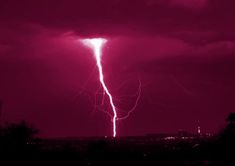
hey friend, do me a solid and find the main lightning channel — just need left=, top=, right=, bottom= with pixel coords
left=82, top=38, right=117, bottom=137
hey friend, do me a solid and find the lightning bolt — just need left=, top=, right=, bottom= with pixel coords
left=82, top=38, right=117, bottom=137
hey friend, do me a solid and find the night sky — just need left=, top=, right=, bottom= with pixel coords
left=0, top=0, right=235, bottom=137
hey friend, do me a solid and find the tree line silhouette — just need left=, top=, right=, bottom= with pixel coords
left=0, top=113, right=234, bottom=165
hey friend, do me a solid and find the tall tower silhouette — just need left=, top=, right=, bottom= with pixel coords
left=197, top=126, right=201, bottom=135
left=197, top=120, right=201, bottom=135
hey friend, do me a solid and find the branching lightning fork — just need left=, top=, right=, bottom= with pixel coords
left=82, top=38, right=117, bottom=137
left=81, top=38, right=141, bottom=137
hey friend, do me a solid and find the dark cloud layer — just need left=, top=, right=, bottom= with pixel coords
left=0, top=0, right=235, bottom=137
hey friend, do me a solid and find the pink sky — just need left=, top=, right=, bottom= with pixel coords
left=0, top=0, right=235, bottom=137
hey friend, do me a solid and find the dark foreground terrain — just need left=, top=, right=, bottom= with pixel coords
left=1, top=116, right=235, bottom=166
